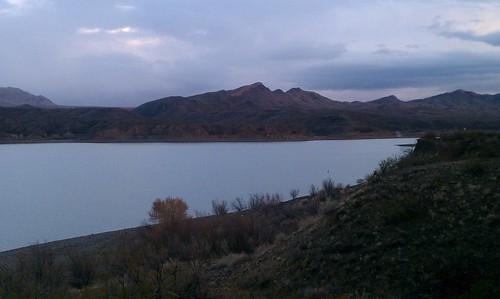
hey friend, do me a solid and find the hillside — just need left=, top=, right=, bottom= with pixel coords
left=207, top=132, right=500, bottom=298
left=1, top=84, right=500, bottom=142
left=1, top=132, right=498, bottom=298
left=0, top=87, right=56, bottom=108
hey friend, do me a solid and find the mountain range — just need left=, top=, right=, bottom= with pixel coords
left=0, top=83, right=499, bottom=141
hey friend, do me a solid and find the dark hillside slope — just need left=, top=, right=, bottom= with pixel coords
left=0, top=106, right=145, bottom=141
left=209, top=133, right=500, bottom=298
left=0, top=87, right=56, bottom=108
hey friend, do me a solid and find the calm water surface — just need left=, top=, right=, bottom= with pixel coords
left=0, top=138, right=415, bottom=251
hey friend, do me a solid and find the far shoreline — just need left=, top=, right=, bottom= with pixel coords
left=0, top=133, right=422, bottom=145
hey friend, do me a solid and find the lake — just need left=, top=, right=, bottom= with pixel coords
left=0, top=138, right=415, bottom=251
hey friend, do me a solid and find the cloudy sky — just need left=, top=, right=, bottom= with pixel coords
left=1, top=0, right=500, bottom=106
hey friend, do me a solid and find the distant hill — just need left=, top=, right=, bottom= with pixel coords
left=0, top=87, right=56, bottom=108
left=0, top=83, right=500, bottom=142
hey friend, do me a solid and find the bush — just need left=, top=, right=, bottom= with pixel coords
left=248, top=193, right=265, bottom=209
left=231, top=197, right=247, bottom=212
left=13, top=245, right=65, bottom=297
left=290, top=189, right=300, bottom=199
left=463, top=160, right=486, bottom=177
left=378, top=155, right=400, bottom=174
left=309, top=184, right=318, bottom=197
left=212, top=200, right=229, bottom=216
left=264, top=193, right=283, bottom=206
left=322, top=178, right=335, bottom=197
left=320, top=178, right=344, bottom=201
left=67, top=252, right=96, bottom=289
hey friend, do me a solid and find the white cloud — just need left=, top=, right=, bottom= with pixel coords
left=125, top=37, right=162, bottom=47
left=6, top=0, right=25, bottom=7
left=77, top=27, right=101, bottom=34
left=114, top=3, right=135, bottom=11
left=0, top=0, right=48, bottom=15
left=106, top=26, right=137, bottom=34
left=77, top=26, right=138, bottom=35
left=69, top=31, right=199, bottom=63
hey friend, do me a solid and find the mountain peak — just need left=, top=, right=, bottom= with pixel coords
left=370, top=95, right=401, bottom=104
left=228, top=82, right=271, bottom=97
left=451, top=89, right=470, bottom=93
left=422, top=89, right=482, bottom=103
left=286, top=87, right=304, bottom=94
left=249, top=81, right=265, bottom=88
left=448, top=89, right=478, bottom=96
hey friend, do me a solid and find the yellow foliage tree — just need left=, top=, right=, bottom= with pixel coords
left=149, top=197, right=189, bottom=227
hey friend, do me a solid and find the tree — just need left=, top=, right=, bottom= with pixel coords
left=322, top=178, right=335, bottom=197
left=149, top=197, right=189, bottom=227
left=309, top=184, right=318, bottom=197
left=290, top=188, right=300, bottom=199
left=231, top=197, right=247, bottom=212
left=212, top=200, right=228, bottom=216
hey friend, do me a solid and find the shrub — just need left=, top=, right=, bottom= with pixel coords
left=13, top=245, right=65, bottom=297
left=231, top=197, right=247, bottom=212
left=212, top=200, right=229, bottom=216
left=290, top=188, right=300, bottom=200
left=320, top=178, right=344, bottom=201
left=378, top=155, right=400, bottom=174
left=67, top=252, right=96, bottom=289
left=322, top=178, right=335, bottom=197
left=309, top=184, right=318, bottom=197
left=214, top=253, right=250, bottom=268
left=463, top=160, right=486, bottom=177
left=248, top=193, right=265, bottom=209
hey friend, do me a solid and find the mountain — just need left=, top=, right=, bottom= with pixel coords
left=0, top=87, right=56, bottom=108
left=406, top=89, right=500, bottom=117
left=133, top=83, right=500, bottom=138
left=135, top=82, right=339, bottom=119
left=0, top=83, right=500, bottom=142
left=135, top=83, right=500, bottom=123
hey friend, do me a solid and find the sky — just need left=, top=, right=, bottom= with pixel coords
left=2, top=0, right=500, bottom=106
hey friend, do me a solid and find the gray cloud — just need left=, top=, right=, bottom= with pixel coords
left=296, top=52, right=500, bottom=92
left=440, top=30, right=500, bottom=46
left=267, top=43, right=346, bottom=61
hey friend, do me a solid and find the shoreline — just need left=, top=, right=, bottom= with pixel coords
left=0, top=195, right=313, bottom=259
left=0, top=134, right=422, bottom=145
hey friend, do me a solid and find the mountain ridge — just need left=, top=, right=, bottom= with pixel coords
left=135, top=82, right=500, bottom=116
left=0, top=87, right=56, bottom=108
left=134, top=82, right=339, bottom=119
left=0, top=82, right=500, bottom=142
